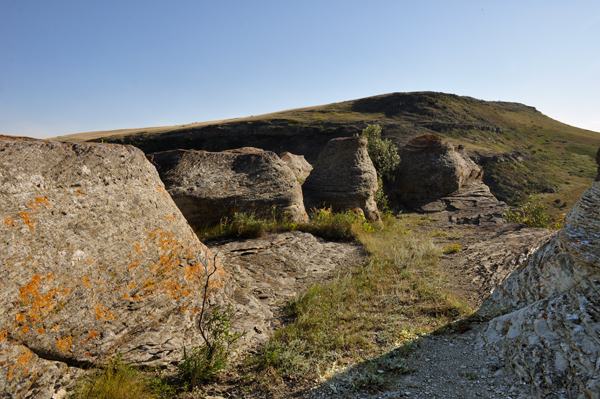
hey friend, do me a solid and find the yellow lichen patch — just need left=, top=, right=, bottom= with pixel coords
left=93, top=304, right=115, bottom=321
left=128, top=282, right=136, bottom=289
left=19, top=212, right=35, bottom=229
left=56, top=336, right=72, bottom=352
left=164, top=215, right=176, bottom=222
left=4, top=217, right=17, bottom=228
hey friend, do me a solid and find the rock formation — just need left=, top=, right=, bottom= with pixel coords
left=302, top=137, right=381, bottom=222
left=149, top=147, right=308, bottom=226
left=477, top=146, right=600, bottom=397
left=396, top=135, right=483, bottom=209
left=0, top=136, right=232, bottom=397
left=279, top=151, right=313, bottom=182
left=209, top=230, right=365, bottom=341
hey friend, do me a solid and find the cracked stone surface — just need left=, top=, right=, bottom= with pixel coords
left=209, top=231, right=366, bottom=346
left=0, top=136, right=229, bottom=397
left=478, top=177, right=600, bottom=398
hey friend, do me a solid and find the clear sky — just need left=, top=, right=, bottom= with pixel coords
left=1, top=1, right=599, bottom=139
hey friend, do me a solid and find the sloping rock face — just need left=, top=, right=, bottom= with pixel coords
left=478, top=155, right=600, bottom=397
left=0, top=136, right=228, bottom=397
left=279, top=151, right=313, bottom=181
left=149, top=148, right=308, bottom=226
left=303, top=137, right=381, bottom=222
left=397, top=135, right=483, bottom=208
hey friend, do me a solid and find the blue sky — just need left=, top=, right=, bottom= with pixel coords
left=1, top=1, right=599, bottom=139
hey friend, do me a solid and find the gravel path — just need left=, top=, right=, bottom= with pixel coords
left=306, top=323, right=530, bottom=399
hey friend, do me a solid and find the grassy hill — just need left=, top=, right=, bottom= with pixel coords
left=54, top=91, right=599, bottom=222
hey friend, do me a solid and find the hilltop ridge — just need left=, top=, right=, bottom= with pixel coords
left=53, top=91, right=600, bottom=220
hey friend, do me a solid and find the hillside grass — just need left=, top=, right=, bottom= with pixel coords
left=243, top=212, right=471, bottom=387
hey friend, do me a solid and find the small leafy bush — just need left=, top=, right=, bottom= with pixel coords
left=502, top=195, right=552, bottom=229
left=178, top=304, right=245, bottom=387
left=357, top=125, right=400, bottom=211
left=442, top=243, right=462, bottom=254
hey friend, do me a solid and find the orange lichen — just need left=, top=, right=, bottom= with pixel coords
left=21, top=326, right=29, bottom=334
left=165, top=215, right=176, bottom=222
left=27, top=197, right=51, bottom=209
left=37, top=328, right=45, bottom=334
left=157, top=186, right=168, bottom=194
left=82, top=276, right=91, bottom=288
left=56, top=336, right=72, bottom=352
left=19, top=212, right=35, bottom=229
left=76, top=189, right=84, bottom=196
left=93, top=304, right=114, bottom=321
left=0, top=330, right=7, bottom=342
left=4, top=217, right=17, bottom=228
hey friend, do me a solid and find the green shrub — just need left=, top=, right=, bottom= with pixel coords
left=442, top=243, right=462, bottom=254
left=357, top=125, right=400, bottom=210
left=178, top=304, right=245, bottom=388
left=502, top=195, right=552, bottom=229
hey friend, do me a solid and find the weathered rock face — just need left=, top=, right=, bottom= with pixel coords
left=478, top=155, right=600, bottom=397
left=0, top=136, right=228, bottom=397
left=149, top=148, right=308, bottom=226
left=302, top=137, right=381, bottom=222
left=396, top=135, right=483, bottom=208
left=279, top=151, right=313, bottom=182
left=209, top=230, right=366, bottom=344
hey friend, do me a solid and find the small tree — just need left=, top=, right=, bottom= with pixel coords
left=357, top=125, right=400, bottom=210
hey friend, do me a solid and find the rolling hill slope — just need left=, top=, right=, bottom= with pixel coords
left=54, top=91, right=600, bottom=221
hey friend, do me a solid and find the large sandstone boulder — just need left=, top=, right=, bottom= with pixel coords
left=149, top=147, right=308, bottom=226
left=477, top=148, right=600, bottom=397
left=302, top=137, right=381, bottom=222
left=279, top=151, right=313, bottom=182
left=396, top=134, right=483, bottom=208
left=0, top=136, right=231, bottom=397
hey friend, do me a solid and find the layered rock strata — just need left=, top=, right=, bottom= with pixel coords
left=397, top=135, right=483, bottom=209
left=149, top=148, right=308, bottom=226
left=303, top=137, right=381, bottom=222
left=0, top=136, right=231, bottom=397
left=478, top=149, right=600, bottom=397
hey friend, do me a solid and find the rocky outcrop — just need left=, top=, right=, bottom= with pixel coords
left=149, top=148, right=308, bottom=226
left=477, top=149, right=600, bottom=397
left=0, top=136, right=230, bottom=397
left=396, top=135, right=483, bottom=209
left=210, top=230, right=365, bottom=342
left=302, top=137, right=381, bottom=222
left=279, top=151, right=312, bottom=182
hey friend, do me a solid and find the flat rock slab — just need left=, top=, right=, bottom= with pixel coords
left=209, top=231, right=366, bottom=345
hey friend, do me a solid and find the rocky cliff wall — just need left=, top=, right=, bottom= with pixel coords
left=478, top=151, right=600, bottom=397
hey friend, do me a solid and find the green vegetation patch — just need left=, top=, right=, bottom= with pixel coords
left=246, top=213, right=470, bottom=384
